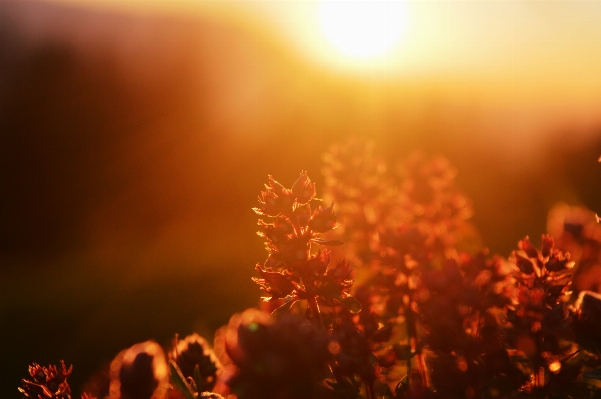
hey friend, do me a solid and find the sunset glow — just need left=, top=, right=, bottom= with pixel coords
left=318, top=1, right=406, bottom=58
left=4, top=1, right=601, bottom=397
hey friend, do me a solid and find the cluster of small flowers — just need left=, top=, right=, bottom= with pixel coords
left=19, top=335, right=222, bottom=399
left=19, top=361, right=73, bottom=399
left=322, top=141, right=474, bottom=269
left=19, top=142, right=601, bottom=399
left=320, top=140, right=601, bottom=399
left=252, top=171, right=360, bottom=318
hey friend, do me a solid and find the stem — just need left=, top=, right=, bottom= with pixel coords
left=287, top=208, right=303, bottom=237
left=306, top=296, right=372, bottom=398
left=534, top=332, right=546, bottom=389
left=365, top=378, right=377, bottom=399
left=307, top=296, right=323, bottom=329
left=173, top=333, right=179, bottom=358
left=407, top=305, right=429, bottom=395
left=291, top=217, right=302, bottom=237
left=536, top=366, right=545, bottom=388
left=416, top=352, right=428, bottom=391
left=406, top=308, right=414, bottom=393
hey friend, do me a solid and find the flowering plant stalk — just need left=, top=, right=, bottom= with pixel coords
left=251, top=171, right=361, bottom=319
left=251, top=172, right=378, bottom=398
left=17, top=143, right=601, bottom=399
left=322, top=140, right=601, bottom=399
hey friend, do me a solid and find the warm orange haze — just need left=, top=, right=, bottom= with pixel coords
left=1, top=1, right=601, bottom=398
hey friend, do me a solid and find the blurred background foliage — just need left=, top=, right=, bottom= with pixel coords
left=1, top=1, right=601, bottom=397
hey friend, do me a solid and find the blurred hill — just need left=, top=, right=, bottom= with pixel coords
left=1, top=1, right=600, bottom=396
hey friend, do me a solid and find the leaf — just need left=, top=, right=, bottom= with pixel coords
left=514, top=253, right=534, bottom=274
left=271, top=297, right=298, bottom=318
left=253, top=265, right=295, bottom=299
left=292, top=203, right=311, bottom=225
left=313, top=275, right=342, bottom=299
left=326, top=259, right=351, bottom=281
left=546, top=256, right=572, bottom=272
left=169, top=360, right=195, bottom=399
left=305, top=249, right=331, bottom=274
left=264, top=252, right=283, bottom=269
left=193, top=364, right=202, bottom=393
left=519, top=236, right=539, bottom=259
left=310, top=238, right=344, bottom=246
left=308, top=203, right=338, bottom=233
left=541, top=234, right=554, bottom=258
left=338, top=296, right=362, bottom=313
left=291, top=171, right=316, bottom=205
left=394, top=375, right=409, bottom=397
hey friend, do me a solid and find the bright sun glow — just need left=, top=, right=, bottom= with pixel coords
left=318, top=1, right=406, bottom=59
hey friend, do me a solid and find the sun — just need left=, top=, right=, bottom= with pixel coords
left=318, top=1, right=406, bottom=59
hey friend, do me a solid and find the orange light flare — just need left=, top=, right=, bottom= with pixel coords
left=235, top=0, right=601, bottom=153
left=318, top=1, right=407, bottom=60
left=41, top=0, right=601, bottom=160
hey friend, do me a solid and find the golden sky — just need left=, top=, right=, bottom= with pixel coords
left=36, top=0, right=601, bottom=162
left=46, top=0, right=601, bottom=83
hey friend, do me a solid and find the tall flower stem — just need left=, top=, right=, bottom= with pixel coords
left=253, top=173, right=366, bottom=399
left=407, top=307, right=428, bottom=396
left=365, top=378, right=377, bottom=399
left=406, top=309, right=415, bottom=393
left=307, top=296, right=376, bottom=399
left=307, top=295, right=324, bottom=330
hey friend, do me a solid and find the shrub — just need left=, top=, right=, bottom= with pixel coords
left=19, top=142, right=601, bottom=399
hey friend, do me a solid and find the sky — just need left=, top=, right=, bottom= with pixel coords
left=45, top=0, right=601, bottom=79
left=36, top=0, right=601, bottom=143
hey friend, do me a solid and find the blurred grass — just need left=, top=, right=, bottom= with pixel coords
left=0, top=253, right=259, bottom=396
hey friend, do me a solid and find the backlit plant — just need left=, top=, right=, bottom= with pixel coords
left=18, top=142, right=601, bottom=399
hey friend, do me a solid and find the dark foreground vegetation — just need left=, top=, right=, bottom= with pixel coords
left=18, top=141, right=601, bottom=399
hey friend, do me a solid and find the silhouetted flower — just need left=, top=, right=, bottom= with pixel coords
left=169, top=333, right=221, bottom=393
left=394, top=152, right=475, bottom=259
left=24, top=145, right=601, bottom=399
left=322, top=139, right=396, bottom=266
left=329, top=317, right=376, bottom=386
left=253, top=171, right=360, bottom=316
left=548, top=203, right=601, bottom=292
left=221, top=308, right=332, bottom=399
left=19, top=361, right=72, bottom=399
left=419, top=253, right=525, bottom=397
left=109, top=341, right=168, bottom=399
left=323, top=142, right=475, bottom=267
left=505, top=235, right=579, bottom=392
